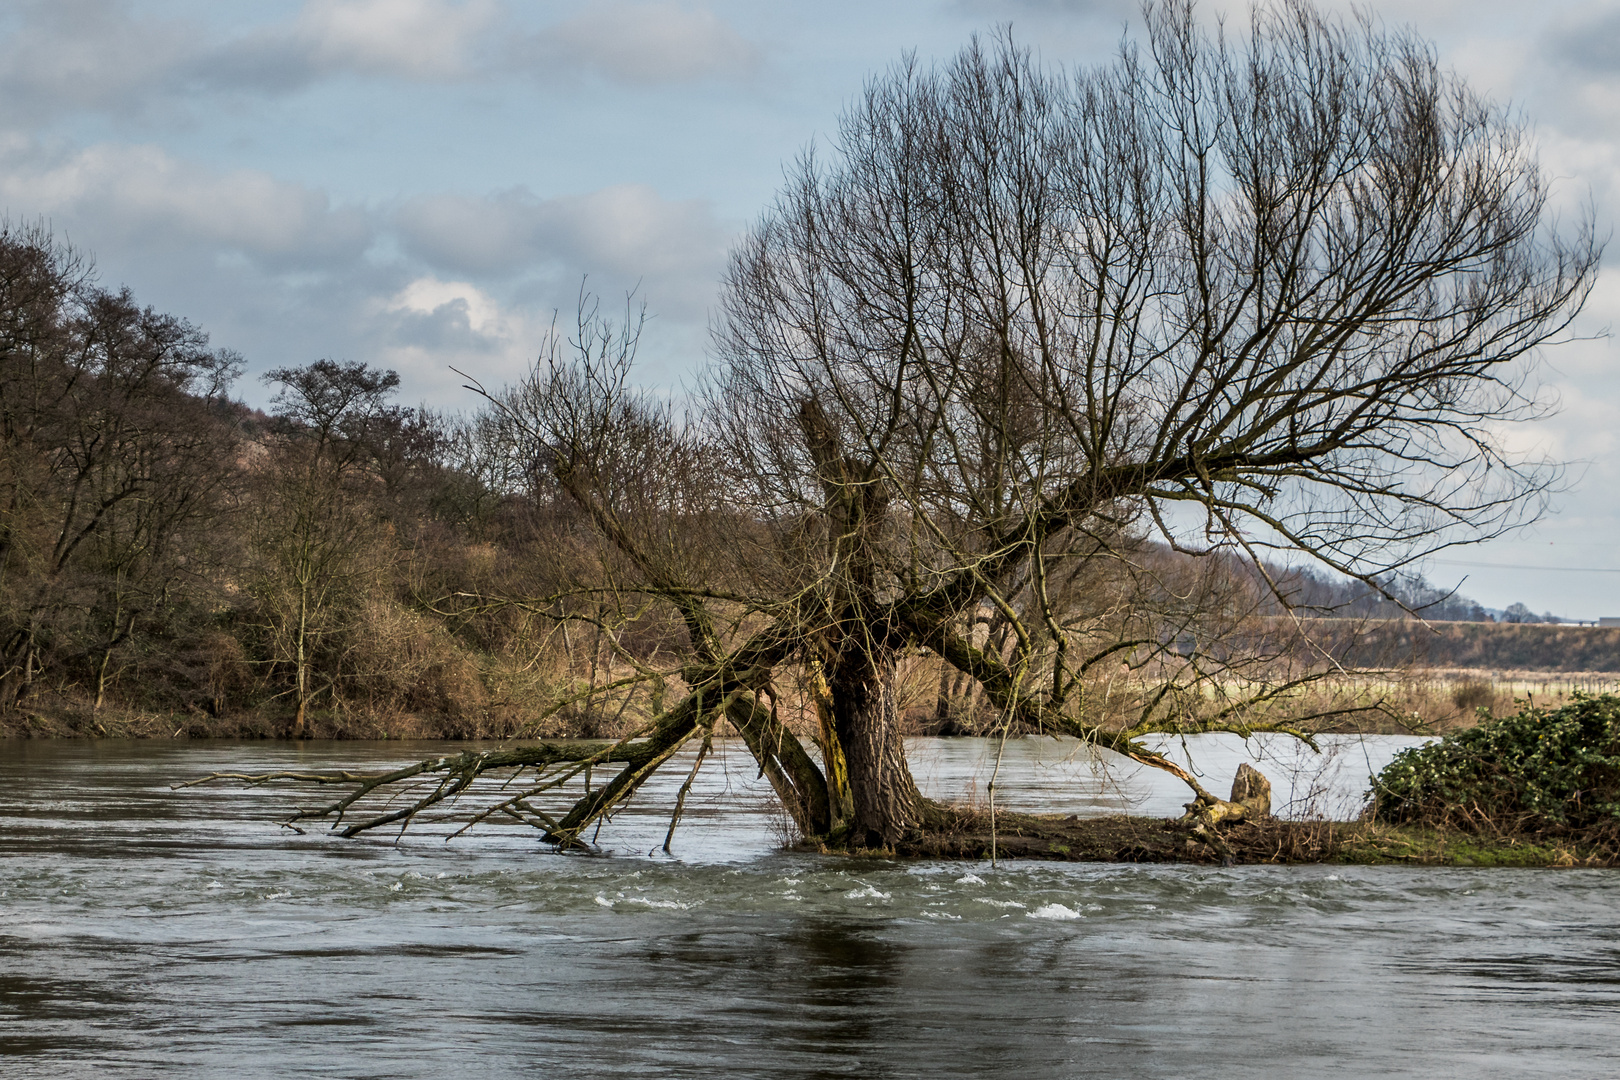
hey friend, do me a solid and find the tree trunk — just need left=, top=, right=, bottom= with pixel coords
left=933, top=662, right=952, bottom=730
left=94, top=647, right=111, bottom=711
left=726, top=693, right=834, bottom=840
left=293, top=576, right=309, bottom=738
left=804, top=661, right=854, bottom=832
left=828, top=646, right=925, bottom=849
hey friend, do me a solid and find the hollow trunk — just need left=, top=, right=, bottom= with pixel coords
left=827, top=646, right=925, bottom=849
left=804, top=661, right=854, bottom=832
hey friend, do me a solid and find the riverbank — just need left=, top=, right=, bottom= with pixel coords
left=10, top=664, right=1620, bottom=742
left=0, top=696, right=1479, bottom=740
left=892, top=809, right=1620, bottom=867
left=0, top=699, right=536, bottom=741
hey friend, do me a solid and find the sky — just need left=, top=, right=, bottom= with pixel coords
left=3, top=0, right=1619, bottom=617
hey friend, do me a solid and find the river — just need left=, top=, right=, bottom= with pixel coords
left=2, top=735, right=1617, bottom=1078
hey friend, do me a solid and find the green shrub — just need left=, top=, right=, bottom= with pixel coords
left=1370, top=693, right=1620, bottom=829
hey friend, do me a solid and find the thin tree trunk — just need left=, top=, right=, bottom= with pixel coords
left=94, top=648, right=111, bottom=712
left=94, top=607, right=137, bottom=712
left=293, top=577, right=309, bottom=738
left=727, top=693, right=834, bottom=839
left=933, top=661, right=950, bottom=727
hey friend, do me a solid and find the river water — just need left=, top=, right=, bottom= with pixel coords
left=2, top=736, right=1617, bottom=1078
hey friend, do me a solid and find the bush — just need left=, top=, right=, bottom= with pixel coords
left=1371, top=693, right=1620, bottom=830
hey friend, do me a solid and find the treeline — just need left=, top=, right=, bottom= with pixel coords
left=0, top=225, right=615, bottom=735
left=1319, top=621, right=1620, bottom=673
left=1249, top=564, right=1490, bottom=623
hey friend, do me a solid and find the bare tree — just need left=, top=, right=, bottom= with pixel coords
left=250, top=360, right=402, bottom=736
left=202, top=1, right=1598, bottom=849
left=0, top=222, right=241, bottom=711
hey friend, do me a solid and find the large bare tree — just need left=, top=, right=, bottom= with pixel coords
left=206, top=1, right=1598, bottom=851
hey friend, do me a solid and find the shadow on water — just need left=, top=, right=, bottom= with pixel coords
left=718, top=920, right=907, bottom=1066
left=466, top=919, right=909, bottom=1078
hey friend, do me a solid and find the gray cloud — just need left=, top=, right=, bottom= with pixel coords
left=0, top=134, right=732, bottom=404
left=514, top=2, right=761, bottom=85
left=200, top=0, right=502, bottom=92
left=380, top=296, right=510, bottom=356
left=0, top=0, right=205, bottom=119
left=944, top=0, right=1133, bottom=20
left=1544, top=6, right=1620, bottom=77
left=395, top=183, right=734, bottom=319
left=0, top=0, right=763, bottom=122
left=0, top=140, right=373, bottom=268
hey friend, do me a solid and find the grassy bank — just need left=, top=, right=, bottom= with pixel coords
left=893, top=809, right=1620, bottom=867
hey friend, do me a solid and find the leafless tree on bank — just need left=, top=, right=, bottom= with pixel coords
left=249, top=361, right=405, bottom=737
left=197, top=0, right=1599, bottom=850
left=0, top=222, right=241, bottom=712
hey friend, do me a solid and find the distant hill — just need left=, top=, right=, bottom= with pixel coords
left=1312, top=620, right=1620, bottom=672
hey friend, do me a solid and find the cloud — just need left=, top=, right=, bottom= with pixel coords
left=1543, top=5, right=1620, bottom=78
left=0, top=0, right=502, bottom=115
left=0, top=0, right=204, bottom=118
left=385, top=277, right=514, bottom=354
left=212, top=0, right=501, bottom=89
left=0, top=140, right=371, bottom=267
left=1524, top=6, right=1620, bottom=152
left=518, top=2, right=761, bottom=85
left=0, top=134, right=727, bottom=402
left=946, top=0, right=1131, bottom=15
left=395, top=183, right=733, bottom=316
left=0, top=0, right=762, bottom=121
left=370, top=276, right=548, bottom=392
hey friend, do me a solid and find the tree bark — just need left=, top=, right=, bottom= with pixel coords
left=828, top=645, right=925, bottom=848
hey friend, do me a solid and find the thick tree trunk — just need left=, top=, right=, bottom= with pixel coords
left=828, top=646, right=925, bottom=849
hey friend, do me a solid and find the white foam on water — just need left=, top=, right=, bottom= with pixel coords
left=955, top=874, right=985, bottom=885
left=845, top=885, right=891, bottom=900
left=1028, top=903, right=1083, bottom=920
left=973, top=898, right=1026, bottom=909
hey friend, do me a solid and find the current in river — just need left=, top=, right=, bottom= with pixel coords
left=2, top=735, right=1617, bottom=1078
